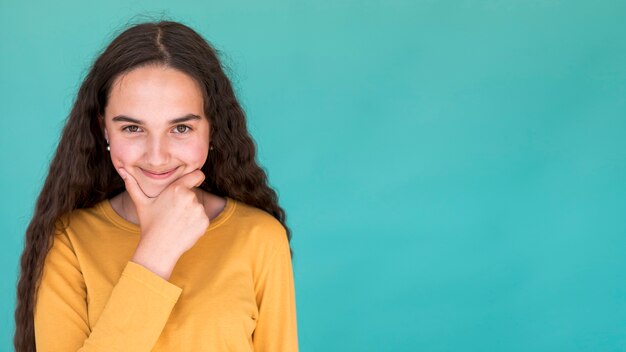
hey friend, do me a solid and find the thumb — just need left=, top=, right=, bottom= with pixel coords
left=170, top=169, right=206, bottom=190
left=118, top=168, right=149, bottom=206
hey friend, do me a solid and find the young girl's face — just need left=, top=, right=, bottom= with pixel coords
left=103, top=65, right=210, bottom=198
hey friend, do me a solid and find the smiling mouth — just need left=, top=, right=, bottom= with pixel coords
left=140, top=167, right=178, bottom=180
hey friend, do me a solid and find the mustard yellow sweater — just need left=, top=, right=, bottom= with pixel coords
left=34, top=197, right=298, bottom=351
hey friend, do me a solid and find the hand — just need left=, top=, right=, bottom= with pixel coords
left=119, top=168, right=210, bottom=279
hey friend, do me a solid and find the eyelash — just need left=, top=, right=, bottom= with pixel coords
left=121, top=125, right=193, bottom=134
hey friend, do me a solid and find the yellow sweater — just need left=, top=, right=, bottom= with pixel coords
left=34, top=196, right=298, bottom=351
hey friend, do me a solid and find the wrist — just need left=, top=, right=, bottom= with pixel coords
left=130, top=242, right=180, bottom=280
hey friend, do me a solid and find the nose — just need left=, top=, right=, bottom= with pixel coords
left=144, top=134, right=170, bottom=167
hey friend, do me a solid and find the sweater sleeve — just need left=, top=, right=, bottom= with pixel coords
left=34, top=227, right=182, bottom=352
left=252, top=228, right=299, bottom=352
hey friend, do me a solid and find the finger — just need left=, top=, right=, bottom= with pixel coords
left=118, top=168, right=150, bottom=205
left=170, top=169, right=206, bottom=190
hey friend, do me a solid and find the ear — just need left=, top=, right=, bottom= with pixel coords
left=98, top=114, right=109, bottom=142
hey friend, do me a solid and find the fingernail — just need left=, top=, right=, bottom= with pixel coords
left=118, top=168, right=127, bottom=180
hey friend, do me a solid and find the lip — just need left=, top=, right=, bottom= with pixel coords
left=140, top=167, right=178, bottom=180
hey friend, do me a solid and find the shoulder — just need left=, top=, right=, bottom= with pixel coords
left=228, top=199, right=289, bottom=249
left=51, top=200, right=114, bottom=240
left=232, top=199, right=285, bottom=231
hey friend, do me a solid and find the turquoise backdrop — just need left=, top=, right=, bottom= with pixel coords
left=1, top=1, right=625, bottom=351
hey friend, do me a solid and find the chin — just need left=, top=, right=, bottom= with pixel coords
left=144, top=191, right=163, bottom=199
left=138, top=183, right=168, bottom=198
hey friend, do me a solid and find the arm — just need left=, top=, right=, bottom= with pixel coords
left=252, top=229, right=299, bottom=352
left=34, top=227, right=182, bottom=352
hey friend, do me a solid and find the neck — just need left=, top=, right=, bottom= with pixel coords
left=120, top=188, right=205, bottom=225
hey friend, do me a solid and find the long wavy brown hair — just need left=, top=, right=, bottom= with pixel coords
left=14, top=20, right=291, bottom=352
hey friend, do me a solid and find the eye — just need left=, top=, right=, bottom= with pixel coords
left=173, top=125, right=192, bottom=134
left=122, top=125, right=141, bottom=133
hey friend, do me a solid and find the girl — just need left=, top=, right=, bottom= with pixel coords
left=14, top=20, right=298, bottom=351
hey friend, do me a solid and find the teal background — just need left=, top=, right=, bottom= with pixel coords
left=1, top=1, right=625, bottom=351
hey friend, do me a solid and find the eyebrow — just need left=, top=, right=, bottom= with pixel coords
left=111, top=114, right=201, bottom=124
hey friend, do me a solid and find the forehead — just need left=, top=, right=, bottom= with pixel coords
left=106, top=65, right=205, bottom=121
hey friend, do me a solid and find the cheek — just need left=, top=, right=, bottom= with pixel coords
left=184, top=142, right=209, bottom=168
left=109, top=143, right=141, bottom=168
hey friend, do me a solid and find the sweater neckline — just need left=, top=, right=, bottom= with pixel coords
left=98, top=195, right=237, bottom=234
